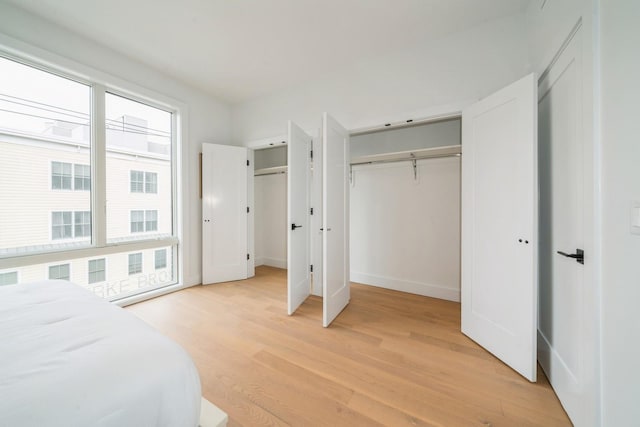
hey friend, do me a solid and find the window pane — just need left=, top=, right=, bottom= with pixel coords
left=145, top=172, right=157, bottom=193
left=74, top=164, right=90, bottom=191
left=0, top=56, right=91, bottom=256
left=106, top=93, right=171, bottom=243
left=154, top=249, right=166, bottom=270
left=49, top=263, right=70, bottom=280
left=130, top=170, right=144, bottom=193
left=0, top=272, right=18, bottom=286
left=74, top=211, right=91, bottom=237
left=88, top=258, right=106, bottom=284
left=128, top=252, right=142, bottom=275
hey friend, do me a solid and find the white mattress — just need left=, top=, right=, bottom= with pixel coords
left=0, top=280, right=201, bottom=427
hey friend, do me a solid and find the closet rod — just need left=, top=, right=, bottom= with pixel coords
left=254, top=171, right=286, bottom=177
left=350, top=152, right=461, bottom=167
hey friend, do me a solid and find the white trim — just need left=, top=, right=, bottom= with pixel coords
left=350, top=271, right=460, bottom=302
left=256, top=257, right=287, bottom=269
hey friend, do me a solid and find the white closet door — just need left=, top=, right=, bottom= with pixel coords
left=202, top=143, right=249, bottom=284
left=287, top=121, right=312, bottom=315
left=311, top=136, right=323, bottom=297
left=461, top=73, right=538, bottom=381
left=322, top=113, right=350, bottom=327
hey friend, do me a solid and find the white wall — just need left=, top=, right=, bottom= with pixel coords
left=0, top=3, right=232, bottom=286
left=231, top=13, right=529, bottom=143
left=254, top=173, right=287, bottom=269
left=600, top=1, right=640, bottom=424
left=350, top=157, right=460, bottom=301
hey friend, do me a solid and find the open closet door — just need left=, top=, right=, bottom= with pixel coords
left=461, top=73, right=538, bottom=381
left=202, top=143, right=249, bottom=284
left=287, top=121, right=312, bottom=315
left=322, top=113, right=350, bottom=327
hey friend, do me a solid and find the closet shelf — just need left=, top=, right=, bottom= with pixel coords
left=254, top=165, right=287, bottom=176
left=350, top=144, right=461, bottom=166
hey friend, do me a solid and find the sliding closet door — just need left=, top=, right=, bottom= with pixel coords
left=202, top=143, right=249, bottom=284
left=287, top=121, right=312, bottom=315
left=322, top=113, right=350, bottom=327
left=461, top=73, right=538, bottom=381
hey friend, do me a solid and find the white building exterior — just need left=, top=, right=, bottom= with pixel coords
left=0, top=119, right=175, bottom=300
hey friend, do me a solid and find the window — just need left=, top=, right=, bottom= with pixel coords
left=74, top=164, right=90, bottom=191
left=130, top=170, right=157, bottom=193
left=52, top=161, right=72, bottom=190
left=52, top=211, right=73, bottom=240
left=0, top=271, right=18, bottom=286
left=144, top=172, right=157, bottom=193
left=145, top=210, right=158, bottom=231
left=128, top=252, right=142, bottom=275
left=88, top=259, right=105, bottom=284
left=49, top=264, right=70, bottom=280
left=130, top=170, right=144, bottom=193
left=130, top=210, right=144, bottom=233
left=0, top=55, right=177, bottom=302
left=74, top=211, right=91, bottom=237
left=154, top=249, right=166, bottom=270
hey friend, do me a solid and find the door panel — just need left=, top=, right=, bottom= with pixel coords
left=322, top=113, right=350, bottom=327
left=311, top=136, right=323, bottom=297
left=202, top=143, right=248, bottom=284
left=461, top=73, right=538, bottom=381
left=538, top=28, right=591, bottom=424
left=287, top=121, right=311, bottom=314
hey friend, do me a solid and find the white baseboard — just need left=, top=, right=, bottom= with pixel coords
left=255, top=256, right=287, bottom=269
left=350, top=271, right=460, bottom=302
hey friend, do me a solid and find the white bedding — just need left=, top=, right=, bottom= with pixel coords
left=0, top=280, right=201, bottom=427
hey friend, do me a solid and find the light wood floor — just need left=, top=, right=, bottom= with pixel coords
left=127, top=266, right=570, bottom=427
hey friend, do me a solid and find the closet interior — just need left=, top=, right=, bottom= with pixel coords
left=254, top=145, right=288, bottom=269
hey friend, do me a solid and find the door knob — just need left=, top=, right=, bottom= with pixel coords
left=557, top=248, right=584, bottom=265
left=291, top=223, right=302, bottom=230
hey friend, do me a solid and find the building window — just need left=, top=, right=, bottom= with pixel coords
left=130, top=170, right=144, bottom=193
left=52, top=161, right=72, bottom=190
left=88, top=259, right=106, bottom=284
left=130, top=210, right=144, bottom=233
left=49, top=264, right=70, bottom=280
left=155, top=249, right=166, bottom=270
left=74, top=211, right=91, bottom=237
left=128, top=253, right=142, bottom=275
left=74, top=164, right=90, bottom=191
left=52, top=211, right=73, bottom=239
left=145, top=172, right=157, bottom=193
left=0, top=271, right=18, bottom=286
left=130, top=170, right=157, bottom=194
left=51, top=162, right=90, bottom=191
left=145, top=210, right=158, bottom=231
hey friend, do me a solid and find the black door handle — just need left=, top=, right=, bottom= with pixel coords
left=291, top=223, right=302, bottom=230
left=557, top=248, right=584, bottom=265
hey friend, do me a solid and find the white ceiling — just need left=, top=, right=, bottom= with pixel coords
left=5, top=0, right=530, bottom=104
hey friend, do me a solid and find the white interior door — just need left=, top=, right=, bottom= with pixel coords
left=538, top=27, right=595, bottom=425
left=322, top=113, right=350, bottom=327
left=202, top=143, right=249, bottom=284
left=311, top=136, right=323, bottom=297
left=461, top=73, right=538, bottom=381
left=287, top=121, right=312, bottom=314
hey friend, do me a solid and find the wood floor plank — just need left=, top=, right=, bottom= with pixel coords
left=127, top=266, right=570, bottom=426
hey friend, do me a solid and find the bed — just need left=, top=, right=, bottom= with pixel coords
left=0, top=279, right=208, bottom=427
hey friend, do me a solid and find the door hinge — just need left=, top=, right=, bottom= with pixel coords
left=310, top=149, right=313, bottom=159
left=246, top=159, right=250, bottom=166
left=310, top=264, right=313, bottom=273
left=247, top=206, right=250, bottom=213
left=310, top=207, right=314, bottom=215
left=247, top=253, right=250, bottom=260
